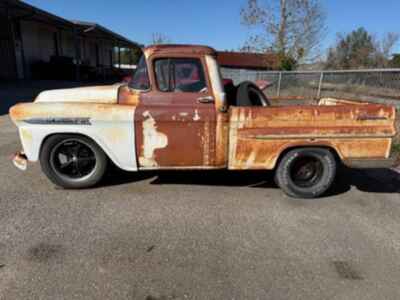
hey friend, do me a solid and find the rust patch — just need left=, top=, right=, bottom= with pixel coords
left=134, top=89, right=217, bottom=168
left=118, top=85, right=141, bottom=105
left=242, top=125, right=394, bottom=138
left=144, top=44, right=216, bottom=59
left=215, top=112, right=229, bottom=166
left=229, top=137, right=392, bottom=170
left=229, top=104, right=396, bottom=170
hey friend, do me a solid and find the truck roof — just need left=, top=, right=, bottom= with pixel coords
left=143, top=44, right=217, bottom=57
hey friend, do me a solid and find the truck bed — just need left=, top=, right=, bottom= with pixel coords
left=228, top=99, right=396, bottom=170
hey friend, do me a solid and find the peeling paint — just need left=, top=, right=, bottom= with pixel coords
left=205, top=55, right=227, bottom=112
left=118, top=85, right=141, bottom=105
left=144, top=45, right=216, bottom=59
left=229, top=105, right=396, bottom=170
left=193, top=110, right=200, bottom=121
left=139, top=111, right=168, bottom=167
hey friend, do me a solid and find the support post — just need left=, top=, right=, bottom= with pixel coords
left=317, top=72, right=324, bottom=99
left=118, top=45, right=121, bottom=69
left=277, top=72, right=282, bottom=97
left=5, top=2, right=18, bottom=79
left=73, top=25, right=80, bottom=81
left=113, top=41, right=116, bottom=68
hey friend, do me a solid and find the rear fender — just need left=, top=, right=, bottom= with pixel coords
left=228, top=104, right=396, bottom=170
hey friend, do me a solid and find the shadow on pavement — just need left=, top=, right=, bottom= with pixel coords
left=330, top=167, right=400, bottom=195
left=102, top=169, right=275, bottom=188
left=102, top=168, right=157, bottom=186
left=101, top=166, right=400, bottom=197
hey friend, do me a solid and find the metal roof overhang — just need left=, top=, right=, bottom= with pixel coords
left=0, top=0, right=141, bottom=49
left=72, top=21, right=142, bottom=48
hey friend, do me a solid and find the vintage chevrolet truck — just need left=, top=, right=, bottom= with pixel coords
left=9, top=45, right=398, bottom=198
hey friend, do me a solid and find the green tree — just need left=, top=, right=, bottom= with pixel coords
left=389, top=54, right=400, bottom=68
left=278, top=53, right=297, bottom=70
left=326, top=28, right=399, bottom=69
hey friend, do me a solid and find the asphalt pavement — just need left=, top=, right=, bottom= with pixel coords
left=0, top=114, right=400, bottom=299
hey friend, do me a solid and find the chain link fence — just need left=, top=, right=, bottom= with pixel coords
left=221, top=68, right=400, bottom=107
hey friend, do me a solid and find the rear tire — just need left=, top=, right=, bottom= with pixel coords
left=275, top=148, right=337, bottom=198
left=40, top=134, right=107, bottom=189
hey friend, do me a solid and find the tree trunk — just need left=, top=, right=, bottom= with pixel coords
left=278, top=0, right=287, bottom=54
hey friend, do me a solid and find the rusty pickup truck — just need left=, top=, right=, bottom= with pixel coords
left=9, top=45, right=398, bottom=198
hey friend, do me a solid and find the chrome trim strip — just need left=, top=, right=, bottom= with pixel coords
left=24, top=117, right=91, bottom=125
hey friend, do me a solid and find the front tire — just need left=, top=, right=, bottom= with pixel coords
left=275, top=148, right=337, bottom=198
left=40, top=134, right=107, bottom=189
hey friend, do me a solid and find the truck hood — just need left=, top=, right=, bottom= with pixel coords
left=35, top=84, right=122, bottom=104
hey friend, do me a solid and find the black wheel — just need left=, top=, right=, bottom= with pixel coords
left=236, top=81, right=271, bottom=107
left=275, top=148, right=337, bottom=198
left=40, top=134, right=107, bottom=189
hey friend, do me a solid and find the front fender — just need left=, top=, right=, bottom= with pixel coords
left=9, top=102, right=137, bottom=171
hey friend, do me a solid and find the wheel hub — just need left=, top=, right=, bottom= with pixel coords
left=50, top=139, right=97, bottom=181
left=290, top=156, right=323, bottom=188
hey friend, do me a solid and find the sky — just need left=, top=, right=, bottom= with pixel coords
left=24, top=0, right=400, bottom=53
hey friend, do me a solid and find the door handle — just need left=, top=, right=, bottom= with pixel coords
left=197, top=96, right=215, bottom=104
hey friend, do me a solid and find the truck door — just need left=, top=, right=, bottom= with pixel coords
left=135, top=57, right=217, bottom=168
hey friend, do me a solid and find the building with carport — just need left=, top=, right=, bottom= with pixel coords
left=0, top=0, right=142, bottom=80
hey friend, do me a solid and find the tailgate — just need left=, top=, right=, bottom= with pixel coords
left=228, top=104, right=396, bottom=170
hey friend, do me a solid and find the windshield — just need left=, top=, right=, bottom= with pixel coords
left=129, top=55, right=150, bottom=90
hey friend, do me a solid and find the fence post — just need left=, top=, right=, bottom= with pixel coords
left=277, top=72, right=282, bottom=97
left=317, top=71, right=324, bottom=99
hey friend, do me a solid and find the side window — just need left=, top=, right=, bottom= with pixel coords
left=154, top=58, right=207, bottom=93
left=154, top=59, right=170, bottom=92
left=129, top=55, right=150, bottom=90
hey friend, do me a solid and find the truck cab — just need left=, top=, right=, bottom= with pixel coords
left=119, top=45, right=230, bottom=169
left=9, top=44, right=398, bottom=198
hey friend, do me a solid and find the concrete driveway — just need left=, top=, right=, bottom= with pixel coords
left=0, top=114, right=400, bottom=299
